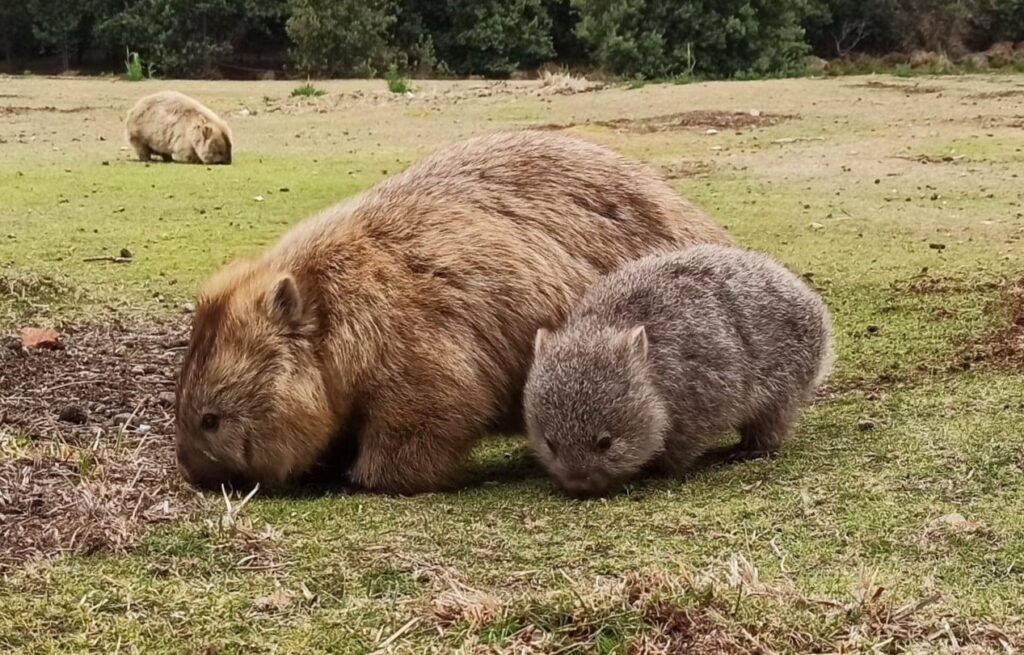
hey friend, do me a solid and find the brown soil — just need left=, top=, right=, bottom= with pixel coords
left=956, top=277, right=1024, bottom=370
left=596, top=110, right=792, bottom=133
left=0, top=321, right=197, bottom=571
left=658, top=159, right=714, bottom=180
left=0, top=105, right=107, bottom=115
left=857, top=81, right=944, bottom=95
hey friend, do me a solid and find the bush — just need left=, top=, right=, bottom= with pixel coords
left=286, top=0, right=396, bottom=77
left=95, top=0, right=241, bottom=78
left=572, top=0, right=814, bottom=79
left=402, top=0, right=555, bottom=77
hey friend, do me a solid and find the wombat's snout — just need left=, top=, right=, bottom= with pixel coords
left=176, top=441, right=247, bottom=492
left=559, top=470, right=610, bottom=499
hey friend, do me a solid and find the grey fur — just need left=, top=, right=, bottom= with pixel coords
left=524, top=245, right=834, bottom=497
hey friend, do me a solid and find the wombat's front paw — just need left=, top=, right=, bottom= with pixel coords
left=725, top=448, right=777, bottom=463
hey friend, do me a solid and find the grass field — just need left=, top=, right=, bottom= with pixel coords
left=1, top=74, right=1023, bottom=653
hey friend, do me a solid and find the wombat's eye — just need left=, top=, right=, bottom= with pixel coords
left=545, top=437, right=558, bottom=455
left=200, top=413, right=220, bottom=432
left=596, top=435, right=613, bottom=452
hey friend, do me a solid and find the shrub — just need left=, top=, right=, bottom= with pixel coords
left=401, top=0, right=555, bottom=77
left=572, top=0, right=815, bottom=79
left=286, top=0, right=396, bottom=77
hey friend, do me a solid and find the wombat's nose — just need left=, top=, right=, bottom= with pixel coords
left=176, top=441, right=233, bottom=491
left=560, top=472, right=606, bottom=499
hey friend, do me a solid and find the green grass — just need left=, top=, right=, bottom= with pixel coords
left=290, top=82, right=326, bottom=98
left=2, top=75, right=1023, bottom=653
left=385, top=64, right=410, bottom=94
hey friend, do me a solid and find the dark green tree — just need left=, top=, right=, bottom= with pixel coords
left=29, top=0, right=88, bottom=71
left=572, top=0, right=815, bottom=78
left=286, top=0, right=396, bottom=77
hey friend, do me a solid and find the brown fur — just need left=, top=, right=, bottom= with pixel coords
left=174, top=130, right=731, bottom=493
left=125, top=91, right=232, bottom=164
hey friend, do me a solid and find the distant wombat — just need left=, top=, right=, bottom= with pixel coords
left=525, top=245, right=833, bottom=497
left=174, top=130, right=731, bottom=494
left=125, top=91, right=232, bottom=164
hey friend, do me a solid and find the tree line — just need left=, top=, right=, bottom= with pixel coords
left=2, top=0, right=1023, bottom=79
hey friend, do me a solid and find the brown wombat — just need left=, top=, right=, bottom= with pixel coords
left=125, top=91, right=232, bottom=164
left=174, top=130, right=731, bottom=494
left=525, top=245, right=833, bottom=497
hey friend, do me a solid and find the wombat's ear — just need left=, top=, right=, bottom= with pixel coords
left=623, top=325, right=649, bottom=361
left=201, top=124, right=214, bottom=140
left=534, top=328, right=550, bottom=356
left=266, top=274, right=306, bottom=332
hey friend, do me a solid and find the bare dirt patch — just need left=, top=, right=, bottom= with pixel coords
left=856, top=81, right=944, bottom=95
left=596, top=110, right=792, bottom=134
left=968, top=89, right=1024, bottom=99
left=957, top=277, right=1024, bottom=370
left=658, top=159, right=714, bottom=180
left=0, top=320, right=197, bottom=571
left=0, top=105, right=106, bottom=116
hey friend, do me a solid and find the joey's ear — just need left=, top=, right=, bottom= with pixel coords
left=621, top=325, right=649, bottom=361
left=266, top=274, right=306, bottom=332
left=534, top=328, right=551, bottom=356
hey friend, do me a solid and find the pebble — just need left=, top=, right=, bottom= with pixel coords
left=142, top=363, right=159, bottom=374
left=120, top=248, right=133, bottom=259
left=866, top=324, right=880, bottom=334
left=857, top=419, right=876, bottom=432
left=157, top=391, right=176, bottom=407
left=181, top=302, right=195, bottom=314
left=131, top=365, right=146, bottom=375
left=112, top=412, right=142, bottom=427
left=58, top=404, right=89, bottom=424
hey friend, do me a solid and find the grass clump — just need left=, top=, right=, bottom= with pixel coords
left=290, top=81, right=326, bottom=98
left=123, top=49, right=154, bottom=81
left=385, top=64, right=410, bottom=94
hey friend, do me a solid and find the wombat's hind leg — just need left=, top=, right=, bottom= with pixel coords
left=160, top=153, right=173, bottom=162
left=732, top=402, right=798, bottom=461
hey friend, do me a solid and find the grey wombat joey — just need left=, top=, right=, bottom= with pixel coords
left=524, top=245, right=833, bottom=497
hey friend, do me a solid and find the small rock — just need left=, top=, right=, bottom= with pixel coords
left=866, top=324, right=879, bottom=334
left=705, top=128, right=719, bottom=135
left=101, top=160, right=109, bottom=166
left=929, top=243, right=946, bottom=251
left=113, top=207, right=125, bottom=213
left=120, top=248, right=133, bottom=259
left=157, top=391, right=176, bottom=407
left=809, top=222, right=824, bottom=230
left=20, top=327, right=62, bottom=350
left=137, top=424, right=152, bottom=434
left=112, top=412, right=142, bottom=427
left=142, top=364, right=159, bottom=374
left=279, top=187, right=290, bottom=193
left=181, top=302, right=195, bottom=314
left=58, top=404, right=89, bottom=424
left=253, top=195, right=265, bottom=202
left=749, top=109, right=761, bottom=117
left=131, top=365, right=146, bottom=375
left=857, top=419, right=876, bottom=432
left=239, top=108, right=251, bottom=117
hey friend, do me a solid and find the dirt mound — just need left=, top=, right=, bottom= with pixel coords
left=957, top=278, right=1024, bottom=370
left=0, top=321, right=197, bottom=571
left=596, top=110, right=792, bottom=133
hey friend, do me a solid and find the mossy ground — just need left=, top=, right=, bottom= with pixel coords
left=1, top=75, right=1022, bottom=653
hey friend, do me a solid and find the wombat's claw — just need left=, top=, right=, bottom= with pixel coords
left=726, top=448, right=775, bottom=463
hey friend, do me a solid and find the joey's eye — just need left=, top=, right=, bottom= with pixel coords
left=596, top=435, right=613, bottom=452
left=545, top=437, right=558, bottom=455
left=200, top=413, right=220, bottom=432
